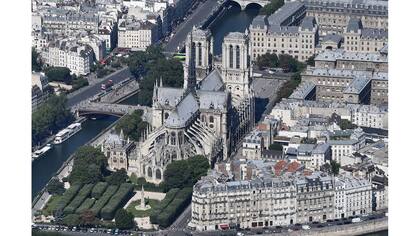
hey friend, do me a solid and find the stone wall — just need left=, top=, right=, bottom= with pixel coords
left=249, top=218, right=387, bottom=236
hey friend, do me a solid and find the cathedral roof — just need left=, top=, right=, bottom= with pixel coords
left=197, top=90, right=228, bottom=111
left=165, top=93, right=199, bottom=128
left=156, top=87, right=184, bottom=108
left=199, top=69, right=224, bottom=91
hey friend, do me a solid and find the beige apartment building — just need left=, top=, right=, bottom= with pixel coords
left=250, top=16, right=319, bottom=62
left=343, top=18, right=388, bottom=54
left=118, top=17, right=160, bottom=51
left=41, top=39, right=94, bottom=76
left=292, top=0, right=388, bottom=36
left=249, top=2, right=317, bottom=62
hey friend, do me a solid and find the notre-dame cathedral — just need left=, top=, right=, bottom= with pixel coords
left=105, top=27, right=255, bottom=184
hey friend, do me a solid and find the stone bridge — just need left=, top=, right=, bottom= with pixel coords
left=73, top=102, right=148, bottom=117
left=226, top=0, right=270, bottom=10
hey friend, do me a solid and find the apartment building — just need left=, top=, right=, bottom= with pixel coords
left=190, top=160, right=375, bottom=231
left=250, top=10, right=319, bottom=62
left=314, top=49, right=388, bottom=72
left=343, top=18, right=388, bottom=54
left=291, top=0, right=388, bottom=36
left=41, top=39, right=94, bottom=75
left=334, top=176, right=372, bottom=218
left=118, top=17, right=160, bottom=51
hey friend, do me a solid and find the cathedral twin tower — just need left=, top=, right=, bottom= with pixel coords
left=131, top=27, right=255, bottom=184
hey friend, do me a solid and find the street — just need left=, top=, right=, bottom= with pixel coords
left=164, top=0, right=219, bottom=53
left=66, top=67, right=131, bottom=108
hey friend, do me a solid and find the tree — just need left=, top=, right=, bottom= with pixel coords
left=331, top=160, right=341, bottom=176
left=115, top=110, right=148, bottom=140
left=338, top=119, right=357, bottom=130
left=80, top=210, right=97, bottom=226
left=301, top=137, right=317, bottom=144
left=69, top=146, right=108, bottom=185
left=32, top=47, right=43, bottom=72
left=126, top=45, right=183, bottom=106
left=115, top=209, right=135, bottom=229
left=62, top=214, right=82, bottom=226
left=306, top=54, right=316, bottom=66
left=259, top=0, right=285, bottom=15
left=44, top=67, right=72, bottom=84
left=106, top=169, right=128, bottom=185
left=269, top=143, right=283, bottom=151
left=47, top=178, right=65, bottom=195
left=163, top=155, right=209, bottom=191
left=32, top=94, right=74, bottom=144
left=256, top=53, right=279, bottom=69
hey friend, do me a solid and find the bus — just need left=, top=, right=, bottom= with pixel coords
left=173, top=53, right=186, bottom=61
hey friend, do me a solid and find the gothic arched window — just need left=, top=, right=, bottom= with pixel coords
left=229, top=45, right=233, bottom=68
left=198, top=43, right=202, bottom=66
left=147, top=167, right=153, bottom=177
left=236, top=45, right=240, bottom=69
left=156, top=169, right=162, bottom=180
left=170, top=132, right=176, bottom=145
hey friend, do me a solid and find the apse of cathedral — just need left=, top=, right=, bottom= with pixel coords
left=106, top=27, right=256, bottom=184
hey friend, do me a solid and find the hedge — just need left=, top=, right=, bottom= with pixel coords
left=54, top=184, right=82, bottom=214
left=100, top=183, right=134, bottom=220
left=63, top=184, right=94, bottom=215
left=90, top=185, right=119, bottom=216
left=150, top=187, right=192, bottom=227
left=75, top=198, right=96, bottom=214
left=91, top=182, right=108, bottom=199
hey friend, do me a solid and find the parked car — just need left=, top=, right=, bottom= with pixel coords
left=352, top=217, right=362, bottom=223
left=302, top=225, right=311, bottom=230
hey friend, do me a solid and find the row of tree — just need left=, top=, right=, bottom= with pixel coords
left=32, top=95, right=74, bottom=145
left=126, top=46, right=184, bottom=106
left=259, top=0, right=285, bottom=16
left=256, top=53, right=306, bottom=72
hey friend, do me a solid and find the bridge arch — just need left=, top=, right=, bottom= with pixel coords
left=225, top=0, right=268, bottom=11
left=77, top=111, right=125, bottom=118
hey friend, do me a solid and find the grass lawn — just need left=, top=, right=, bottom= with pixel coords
left=126, top=199, right=160, bottom=218
left=42, top=195, right=62, bottom=216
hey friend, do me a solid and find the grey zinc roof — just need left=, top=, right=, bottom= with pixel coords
left=312, top=143, right=330, bottom=154
left=315, top=49, right=387, bottom=63
left=361, top=28, right=388, bottom=39
left=289, top=81, right=315, bottom=100
left=298, top=144, right=315, bottom=154
left=267, top=2, right=304, bottom=26
left=251, top=15, right=267, bottom=28
left=300, top=16, right=316, bottom=31
left=157, top=87, right=184, bottom=107
left=322, top=34, right=343, bottom=44
left=165, top=93, right=199, bottom=128
left=344, top=77, right=371, bottom=94
left=346, top=18, right=363, bottom=32
left=225, top=32, right=246, bottom=40
left=269, top=25, right=299, bottom=34
left=199, top=69, right=224, bottom=91
left=197, top=91, right=227, bottom=110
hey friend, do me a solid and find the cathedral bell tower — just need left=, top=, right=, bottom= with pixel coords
left=221, top=31, right=252, bottom=106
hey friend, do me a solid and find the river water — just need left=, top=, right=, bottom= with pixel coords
left=30, top=6, right=388, bottom=235
left=32, top=116, right=118, bottom=199
left=210, top=6, right=259, bottom=55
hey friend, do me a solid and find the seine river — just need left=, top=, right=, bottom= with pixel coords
left=31, top=5, right=388, bottom=235
left=32, top=116, right=118, bottom=199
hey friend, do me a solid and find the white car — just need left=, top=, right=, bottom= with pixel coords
left=302, top=225, right=311, bottom=230
left=351, top=217, right=362, bottom=223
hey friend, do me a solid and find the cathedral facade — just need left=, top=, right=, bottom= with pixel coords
left=126, top=28, right=255, bottom=184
